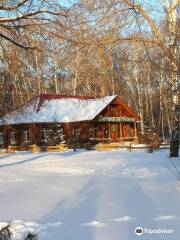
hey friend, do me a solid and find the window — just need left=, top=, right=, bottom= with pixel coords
left=104, top=127, right=109, bottom=138
left=90, top=128, right=97, bottom=138
left=73, top=129, right=81, bottom=140
left=24, top=130, right=30, bottom=143
left=41, top=129, right=51, bottom=142
left=11, top=132, right=17, bottom=145
left=0, top=133, right=4, bottom=145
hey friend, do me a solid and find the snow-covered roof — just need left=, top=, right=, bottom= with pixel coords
left=2, top=95, right=116, bottom=125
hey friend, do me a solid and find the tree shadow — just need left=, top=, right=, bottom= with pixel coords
left=0, top=149, right=90, bottom=169
left=52, top=149, right=89, bottom=158
left=107, top=155, right=179, bottom=240
left=0, top=153, right=49, bottom=168
left=125, top=181, right=158, bottom=240
left=40, top=179, right=98, bottom=240
left=0, top=153, right=17, bottom=160
left=86, top=175, right=158, bottom=240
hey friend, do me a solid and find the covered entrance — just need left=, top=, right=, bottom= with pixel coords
left=98, top=116, right=138, bottom=143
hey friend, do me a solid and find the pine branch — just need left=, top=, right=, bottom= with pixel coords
left=0, top=223, right=12, bottom=240
left=24, top=231, right=38, bottom=240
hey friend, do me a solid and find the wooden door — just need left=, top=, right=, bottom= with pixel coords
left=111, top=124, right=118, bottom=141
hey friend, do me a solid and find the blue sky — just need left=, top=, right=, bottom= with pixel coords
left=60, top=0, right=77, bottom=7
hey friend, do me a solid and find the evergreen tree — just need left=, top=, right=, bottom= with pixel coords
left=47, top=123, right=65, bottom=146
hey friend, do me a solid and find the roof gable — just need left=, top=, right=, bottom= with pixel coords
left=97, top=96, right=140, bottom=121
left=120, top=99, right=140, bottom=120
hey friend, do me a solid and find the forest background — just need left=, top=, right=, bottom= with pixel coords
left=0, top=0, right=179, bottom=140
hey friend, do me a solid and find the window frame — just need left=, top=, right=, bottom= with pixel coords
left=89, top=128, right=97, bottom=138
left=10, top=131, right=17, bottom=145
left=40, top=129, right=52, bottom=142
left=23, top=130, right=30, bottom=143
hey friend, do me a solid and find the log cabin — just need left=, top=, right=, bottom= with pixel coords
left=0, top=94, right=140, bottom=148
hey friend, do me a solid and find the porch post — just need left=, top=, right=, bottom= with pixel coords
left=120, top=122, right=123, bottom=143
left=108, top=104, right=111, bottom=141
left=134, top=120, right=138, bottom=143
left=119, top=104, right=122, bottom=143
left=108, top=122, right=111, bottom=140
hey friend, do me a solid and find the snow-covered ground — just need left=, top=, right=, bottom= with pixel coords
left=0, top=149, right=180, bottom=239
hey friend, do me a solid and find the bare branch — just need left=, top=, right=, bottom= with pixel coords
left=122, top=0, right=177, bottom=64
left=122, top=0, right=163, bottom=40
left=0, top=32, right=36, bottom=49
left=0, top=9, right=66, bottom=23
